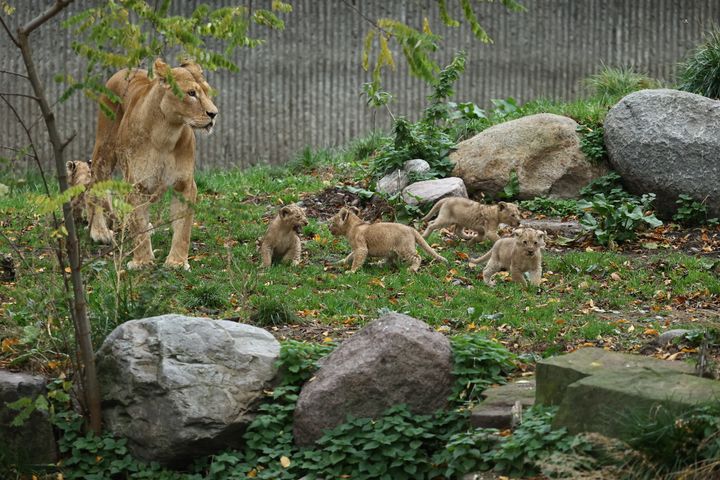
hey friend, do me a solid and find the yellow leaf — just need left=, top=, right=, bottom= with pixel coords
left=369, top=278, right=385, bottom=288
left=64, top=267, right=72, bottom=273
left=280, top=455, right=291, bottom=468
left=247, top=468, right=257, bottom=478
left=323, top=337, right=333, bottom=343
left=643, top=328, right=659, bottom=336
left=422, top=16, right=432, bottom=34
left=627, top=325, right=635, bottom=333
left=95, top=455, right=103, bottom=463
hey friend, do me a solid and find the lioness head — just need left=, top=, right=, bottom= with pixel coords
left=513, top=227, right=546, bottom=256
left=154, top=59, right=218, bottom=134
left=498, top=202, right=522, bottom=227
left=328, top=206, right=360, bottom=236
left=279, top=204, right=308, bottom=234
left=66, top=160, right=92, bottom=187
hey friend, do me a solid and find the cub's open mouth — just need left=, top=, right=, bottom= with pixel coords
left=293, top=225, right=302, bottom=234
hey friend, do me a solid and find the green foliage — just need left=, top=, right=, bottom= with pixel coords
left=498, top=169, right=520, bottom=201
left=673, top=194, right=719, bottom=227
left=372, top=117, right=455, bottom=179
left=450, top=333, right=517, bottom=403
left=432, top=428, right=500, bottom=477
left=302, top=404, right=467, bottom=480
left=362, top=2, right=524, bottom=86
left=584, top=65, right=660, bottom=104
left=580, top=171, right=625, bottom=199
left=678, top=25, right=720, bottom=99
left=61, top=1, right=291, bottom=107
left=577, top=123, right=606, bottom=164
left=624, top=401, right=720, bottom=478
left=249, top=297, right=301, bottom=327
left=487, top=406, right=591, bottom=477
left=277, top=340, right=335, bottom=387
left=578, top=190, right=663, bottom=247
left=520, top=197, right=582, bottom=217
left=422, top=51, right=467, bottom=125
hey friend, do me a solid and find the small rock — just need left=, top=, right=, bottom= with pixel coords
left=470, top=378, right=536, bottom=429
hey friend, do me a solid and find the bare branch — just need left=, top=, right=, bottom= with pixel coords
left=0, top=69, right=28, bottom=79
left=18, top=0, right=75, bottom=37
left=61, top=130, right=77, bottom=151
left=0, top=15, right=19, bottom=47
left=0, top=91, right=40, bottom=102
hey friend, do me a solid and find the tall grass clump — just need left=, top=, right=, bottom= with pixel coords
left=678, top=25, right=720, bottom=99
left=584, top=65, right=661, bottom=105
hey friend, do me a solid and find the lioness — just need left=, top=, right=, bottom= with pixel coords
left=469, top=227, right=546, bottom=287
left=329, top=207, right=448, bottom=272
left=66, top=160, right=92, bottom=222
left=88, top=58, right=218, bottom=270
left=260, top=204, right=308, bottom=267
left=422, top=198, right=521, bottom=243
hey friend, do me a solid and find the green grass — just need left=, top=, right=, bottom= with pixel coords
left=1, top=147, right=718, bottom=373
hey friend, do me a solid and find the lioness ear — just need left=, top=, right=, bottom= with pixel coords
left=154, top=58, right=170, bottom=80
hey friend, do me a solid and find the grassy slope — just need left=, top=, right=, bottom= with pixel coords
left=1, top=152, right=718, bottom=373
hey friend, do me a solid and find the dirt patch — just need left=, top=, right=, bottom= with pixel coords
left=300, top=186, right=395, bottom=221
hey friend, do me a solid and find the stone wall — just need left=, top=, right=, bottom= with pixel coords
left=1, top=0, right=718, bottom=172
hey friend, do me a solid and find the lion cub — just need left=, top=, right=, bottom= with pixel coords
left=422, top=198, right=521, bottom=243
left=260, top=204, right=308, bottom=267
left=469, top=227, right=546, bottom=287
left=329, top=206, right=448, bottom=272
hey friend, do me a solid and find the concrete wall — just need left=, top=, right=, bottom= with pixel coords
left=1, top=0, right=718, bottom=173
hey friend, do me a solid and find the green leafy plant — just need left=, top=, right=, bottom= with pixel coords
left=450, top=333, right=517, bottom=403
left=302, top=404, right=467, bottom=480
left=577, top=123, right=606, bottom=164
left=673, top=194, right=719, bottom=227
left=584, top=65, right=660, bottom=104
left=520, top=197, right=582, bottom=217
left=277, top=340, right=335, bottom=387
left=678, top=25, right=720, bottom=99
left=578, top=192, right=663, bottom=247
left=498, top=169, right=520, bottom=201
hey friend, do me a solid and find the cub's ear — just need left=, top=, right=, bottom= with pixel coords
left=339, top=207, right=350, bottom=222
left=280, top=206, right=291, bottom=217
left=539, top=230, right=547, bottom=239
left=512, top=227, right=524, bottom=237
left=66, top=161, right=75, bottom=173
left=349, top=206, right=360, bottom=215
left=498, top=201, right=507, bottom=210
left=87, top=158, right=93, bottom=169
left=153, top=58, right=170, bottom=80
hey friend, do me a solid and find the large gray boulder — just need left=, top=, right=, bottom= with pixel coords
left=0, top=370, right=57, bottom=467
left=96, top=315, right=280, bottom=466
left=451, top=113, right=607, bottom=199
left=402, top=177, right=468, bottom=205
left=536, top=347, right=694, bottom=406
left=553, top=369, right=720, bottom=440
left=293, top=313, right=454, bottom=446
left=604, top=89, right=720, bottom=219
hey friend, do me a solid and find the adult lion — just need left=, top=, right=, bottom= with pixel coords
left=88, top=59, right=218, bottom=270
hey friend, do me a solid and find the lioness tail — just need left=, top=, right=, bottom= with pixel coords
left=413, top=229, right=448, bottom=263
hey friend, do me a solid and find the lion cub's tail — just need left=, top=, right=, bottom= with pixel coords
left=413, top=230, right=448, bottom=263
left=469, top=249, right=492, bottom=265
left=420, top=198, right=448, bottom=222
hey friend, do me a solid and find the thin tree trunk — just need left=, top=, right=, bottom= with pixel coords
left=14, top=0, right=102, bottom=435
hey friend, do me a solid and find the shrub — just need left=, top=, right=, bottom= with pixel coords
left=450, top=333, right=517, bottom=403
left=249, top=298, right=301, bottom=327
left=520, top=197, right=582, bottom=218
left=678, top=26, right=720, bottom=99
left=578, top=192, right=662, bottom=247
left=673, top=194, right=719, bottom=227
left=584, top=65, right=660, bottom=104
left=576, top=122, right=606, bottom=164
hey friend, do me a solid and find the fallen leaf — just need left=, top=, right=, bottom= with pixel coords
left=643, top=328, right=659, bottom=336
left=280, top=456, right=291, bottom=468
